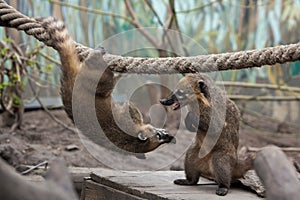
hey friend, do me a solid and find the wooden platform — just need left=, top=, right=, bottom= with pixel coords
left=81, top=168, right=262, bottom=200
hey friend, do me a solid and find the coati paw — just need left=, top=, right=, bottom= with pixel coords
left=174, top=179, right=196, bottom=185
left=216, top=187, right=228, bottom=196
left=184, top=112, right=198, bottom=132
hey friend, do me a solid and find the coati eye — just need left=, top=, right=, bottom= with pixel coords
left=176, top=89, right=185, bottom=99
left=156, top=133, right=161, bottom=140
left=177, top=90, right=184, bottom=95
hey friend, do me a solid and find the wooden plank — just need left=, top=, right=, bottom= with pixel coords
left=83, top=180, right=145, bottom=200
left=23, top=167, right=262, bottom=199
left=23, top=175, right=45, bottom=183
left=89, top=170, right=261, bottom=200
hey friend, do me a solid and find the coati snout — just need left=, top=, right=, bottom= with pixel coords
left=127, top=101, right=174, bottom=144
left=159, top=92, right=181, bottom=110
left=160, top=76, right=210, bottom=110
left=144, top=128, right=176, bottom=144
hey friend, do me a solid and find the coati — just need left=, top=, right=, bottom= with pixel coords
left=37, top=17, right=175, bottom=154
left=160, top=74, right=253, bottom=196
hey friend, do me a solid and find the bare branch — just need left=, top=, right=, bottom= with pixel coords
left=21, top=160, right=48, bottom=175
left=176, top=0, right=222, bottom=14
left=218, top=81, right=300, bottom=93
left=124, top=0, right=159, bottom=48
left=145, top=0, right=164, bottom=26
left=26, top=72, right=77, bottom=133
left=229, top=95, right=300, bottom=101
left=248, top=147, right=300, bottom=152
left=49, top=0, right=133, bottom=24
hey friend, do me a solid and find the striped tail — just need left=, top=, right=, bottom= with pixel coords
left=36, top=17, right=81, bottom=76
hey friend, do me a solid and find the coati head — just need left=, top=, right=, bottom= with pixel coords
left=129, top=103, right=174, bottom=144
left=136, top=124, right=176, bottom=152
left=111, top=102, right=176, bottom=154
left=160, top=74, right=212, bottom=110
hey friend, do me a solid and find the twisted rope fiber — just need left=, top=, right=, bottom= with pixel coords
left=1, top=0, right=300, bottom=74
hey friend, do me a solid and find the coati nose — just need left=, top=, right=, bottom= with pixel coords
left=155, top=128, right=176, bottom=144
left=159, top=97, right=175, bottom=106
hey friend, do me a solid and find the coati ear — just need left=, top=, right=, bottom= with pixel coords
left=137, top=132, right=148, bottom=141
left=198, top=80, right=210, bottom=98
left=128, top=103, right=143, bottom=125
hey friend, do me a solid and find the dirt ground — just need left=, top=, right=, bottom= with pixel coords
left=0, top=109, right=299, bottom=171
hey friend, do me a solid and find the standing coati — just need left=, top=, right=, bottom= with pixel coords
left=36, top=17, right=175, bottom=154
left=160, top=74, right=253, bottom=196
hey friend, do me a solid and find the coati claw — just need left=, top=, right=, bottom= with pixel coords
left=135, top=153, right=146, bottom=159
left=216, top=187, right=228, bottom=196
left=170, top=137, right=176, bottom=144
left=174, top=179, right=197, bottom=185
left=95, top=46, right=106, bottom=54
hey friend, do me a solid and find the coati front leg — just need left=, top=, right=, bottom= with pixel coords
left=174, top=156, right=200, bottom=185
left=174, top=170, right=200, bottom=185
left=184, top=112, right=198, bottom=132
left=185, top=111, right=208, bottom=132
left=212, top=153, right=233, bottom=196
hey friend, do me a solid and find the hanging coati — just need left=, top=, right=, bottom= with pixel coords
left=160, top=74, right=253, bottom=196
left=37, top=17, right=175, bottom=154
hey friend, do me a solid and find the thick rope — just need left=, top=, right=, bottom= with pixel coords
left=1, top=0, right=300, bottom=74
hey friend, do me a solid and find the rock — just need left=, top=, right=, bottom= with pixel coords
left=65, top=144, right=80, bottom=151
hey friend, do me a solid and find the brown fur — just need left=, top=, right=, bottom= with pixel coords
left=160, top=74, right=254, bottom=195
left=38, top=17, right=175, bottom=154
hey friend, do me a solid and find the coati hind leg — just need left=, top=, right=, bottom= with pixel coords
left=211, top=153, right=233, bottom=196
left=174, top=162, right=200, bottom=185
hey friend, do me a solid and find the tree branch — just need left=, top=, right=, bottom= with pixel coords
left=124, top=0, right=159, bottom=48
left=217, top=81, right=300, bottom=93
left=229, top=95, right=300, bottom=101
left=49, top=0, right=133, bottom=24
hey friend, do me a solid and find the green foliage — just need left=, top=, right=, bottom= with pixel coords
left=12, top=94, right=21, bottom=106
left=290, top=62, right=300, bottom=76
left=0, top=36, right=53, bottom=116
left=27, top=60, right=35, bottom=67
left=1, top=47, right=8, bottom=55
left=3, top=37, right=12, bottom=43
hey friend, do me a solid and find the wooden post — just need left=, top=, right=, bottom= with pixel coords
left=0, top=158, right=78, bottom=200
left=254, top=145, right=300, bottom=200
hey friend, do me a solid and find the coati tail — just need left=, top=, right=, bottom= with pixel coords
left=36, top=17, right=80, bottom=76
left=233, top=153, right=255, bottom=179
left=36, top=17, right=81, bottom=120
